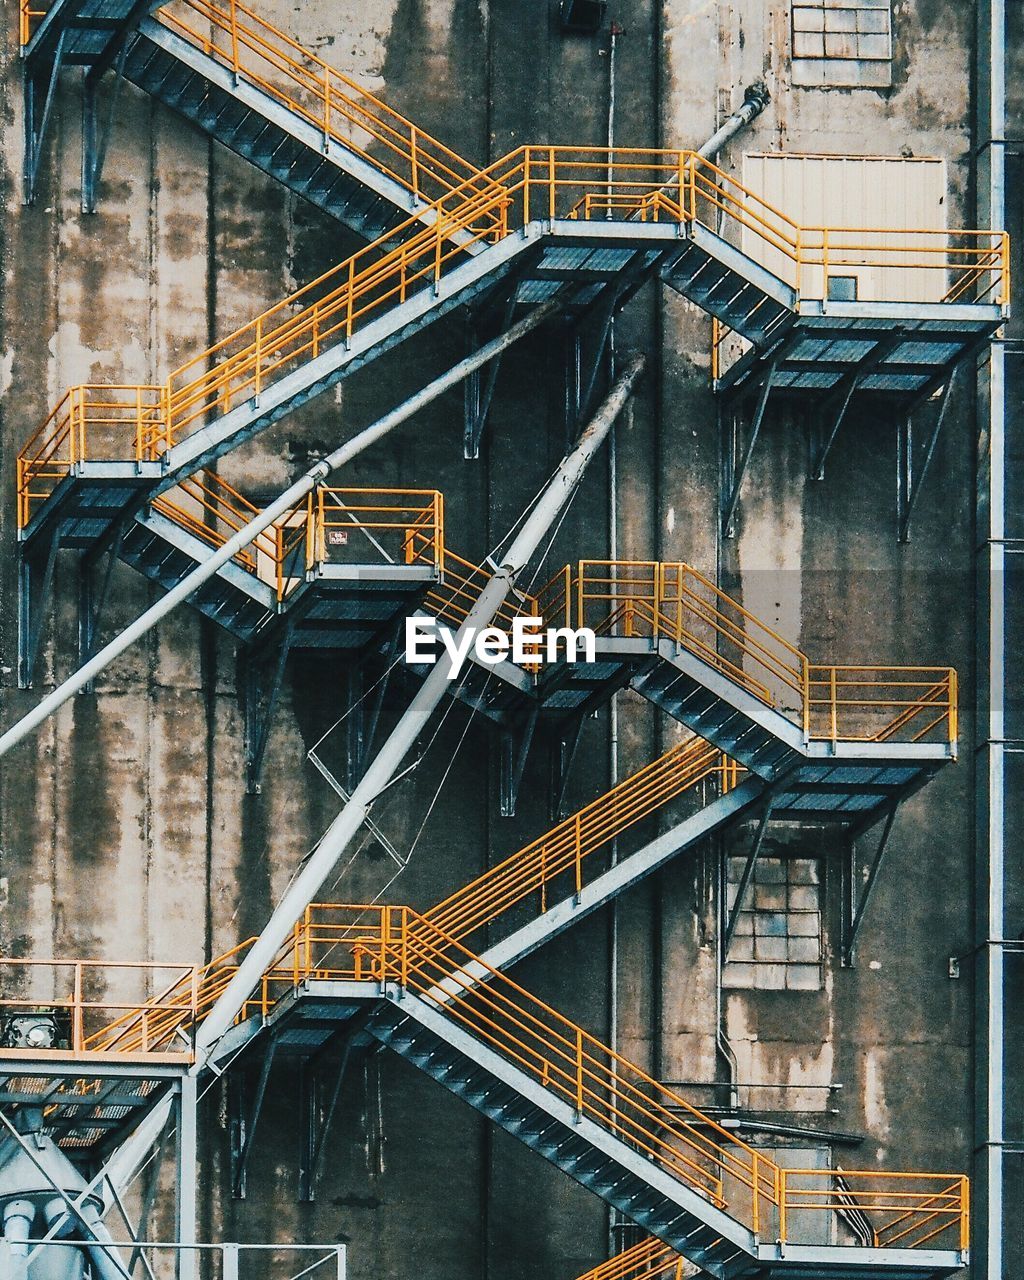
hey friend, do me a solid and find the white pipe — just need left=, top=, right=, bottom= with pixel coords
left=193, top=354, right=646, bottom=1066
left=696, top=82, right=770, bottom=160
left=0, top=300, right=560, bottom=760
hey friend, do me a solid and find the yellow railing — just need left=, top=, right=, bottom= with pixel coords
left=536, top=560, right=957, bottom=748
left=158, top=0, right=495, bottom=207
left=14, top=907, right=968, bottom=1254
left=0, top=956, right=201, bottom=1061
left=424, top=736, right=732, bottom=945
left=16, top=385, right=167, bottom=528
left=18, top=146, right=1009, bottom=528
left=574, top=1239, right=684, bottom=1280
left=19, top=0, right=495, bottom=209
left=148, top=478, right=445, bottom=602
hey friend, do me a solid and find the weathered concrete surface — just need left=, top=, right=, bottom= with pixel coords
left=0, top=0, right=1003, bottom=1276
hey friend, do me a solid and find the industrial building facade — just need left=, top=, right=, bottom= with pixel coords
left=0, top=1, right=1018, bottom=1278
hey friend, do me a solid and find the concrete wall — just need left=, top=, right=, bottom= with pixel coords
left=0, top=0, right=993, bottom=1276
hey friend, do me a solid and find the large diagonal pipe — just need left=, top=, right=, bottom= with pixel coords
left=0, top=300, right=560, bottom=759
left=192, top=353, right=646, bottom=1066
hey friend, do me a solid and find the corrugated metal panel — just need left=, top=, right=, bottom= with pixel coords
left=741, top=154, right=947, bottom=304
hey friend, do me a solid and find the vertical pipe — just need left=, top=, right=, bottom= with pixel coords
left=976, top=1, right=1006, bottom=1275
left=177, top=1075, right=199, bottom=1280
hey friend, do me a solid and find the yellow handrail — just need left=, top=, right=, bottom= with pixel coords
left=19, top=146, right=1009, bottom=527
left=573, top=1239, right=682, bottom=1280
left=424, top=736, right=732, bottom=943
left=539, top=560, right=957, bottom=748
left=12, top=906, right=968, bottom=1254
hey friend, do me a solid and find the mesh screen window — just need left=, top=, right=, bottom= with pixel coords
left=725, top=855, right=823, bottom=991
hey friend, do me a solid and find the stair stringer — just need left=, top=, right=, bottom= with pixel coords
left=361, top=986, right=759, bottom=1278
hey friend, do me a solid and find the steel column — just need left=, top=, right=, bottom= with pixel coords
left=176, top=1075, right=198, bottom=1280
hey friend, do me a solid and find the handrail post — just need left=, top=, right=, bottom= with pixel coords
left=228, top=0, right=239, bottom=79
left=822, top=226, right=829, bottom=301
left=72, top=963, right=84, bottom=1052
left=253, top=316, right=262, bottom=408
left=830, top=666, right=838, bottom=745
left=574, top=813, right=583, bottom=900
left=135, top=387, right=143, bottom=467
left=802, top=657, right=810, bottom=743
left=346, top=257, right=355, bottom=347
left=410, top=125, right=419, bottom=199
left=524, top=148, right=531, bottom=225
left=960, top=1175, right=970, bottom=1254
left=949, top=667, right=958, bottom=749
left=752, top=1151, right=760, bottom=1238
left=574, top=1027, right=583, bottom=1120
left=400, top=906, right=409, bottom=992
left=322, top=65, right=331, bottom=152
left=548, top=146, right=556, bottom=221
left=778, top=1167, right=787, bottom=1245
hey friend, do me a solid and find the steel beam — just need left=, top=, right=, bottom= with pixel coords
left=176, top=1074, right=198, bottom=1280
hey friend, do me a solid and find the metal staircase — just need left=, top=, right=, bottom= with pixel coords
left=225, top=908, right=971, bottom=1279
left=16, top=148, right=1007, bottom=565
left=14, top=905, right=968, bottom=1277
left=20, top=0, right=495, bottom=234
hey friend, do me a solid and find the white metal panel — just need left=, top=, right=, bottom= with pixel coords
left=741, top=154, right=947, bottom=303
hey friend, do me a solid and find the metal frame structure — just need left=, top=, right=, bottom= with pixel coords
left=2, top=4, right=1013, bottom=1275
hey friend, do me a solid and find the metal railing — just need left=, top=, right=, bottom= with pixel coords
left=149, top=478, right=445, bottom=601
left=5, top=1238, right=345, bottom=1280
left=158, top=0, right=495, bottom=207
left=424, top=736, right=733, bottom=944
left=18, top=0, right=494, bottom=209
left=9, top=908, right=968, bottom=1253
left=573, top=1239, right=684, bottom=1280
left=16, top=385, right=167, bottom=528
left=0, top=957, right=200, bottom=1060
left=283, top=906, right=968, bottom=1252
left=18, top=146, right=1009, bottom=525
left=536, top=560, right=957, bottom=747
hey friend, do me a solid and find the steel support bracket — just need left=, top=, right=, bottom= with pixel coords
left=841, top=800, right=900, bottom=967
left=230, top=1035, right=278, bottom=1199
left=241, top=620, right=296, bottom=794
left=23, top=30, right=67, bottom=206
left=298, top=1014, right=367, bottom=1202
left=811, top=329, right=907, bottom=480
left=722, top=795, right=775, bottom=953
left=500, top=703, right=540, bottom=818
left=721, top=359, right=778, bottom=538
left=78, top=515, right=129, bottom=682
left=18, top=529, right=62, bottom=689
left=82, top=40, right=130, bottom=214
left=464, top=294, right=518, bottom=459
left=897, top=370, right=956, bottom=543
left=549, top=714, right=586, bottom=820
